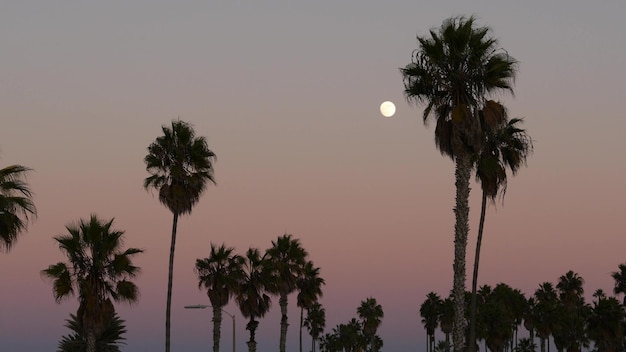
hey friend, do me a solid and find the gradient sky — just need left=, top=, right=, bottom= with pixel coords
left=1, top=1, right=625, bottom=351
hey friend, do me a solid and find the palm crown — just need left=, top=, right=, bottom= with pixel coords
left=0, top=164, right=37, bottom=252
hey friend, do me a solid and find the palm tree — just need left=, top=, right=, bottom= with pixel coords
left=297, top=261, right=325, bottom=352
left=265, top=234, right=308, bottom=352
left=303, top=302, right=326, bottom=352
left=439, top=297, right=454, bottom=345
left=401, top=16, right=517, bottom=352
left=143, top=119, right=216, bottom=352
left=357, top=297, right=384, bottom=352
left=533, top=282, right=558, bottom=352
left=0, top=164, right=37, bottom=252
left=420, top=292, right=442, bottom=352
left=554, top=271, right=589, bottom=352
left=586, top=294, right=625, bottom=352
left=58, top=312, right=127, bottom=352
left=514, top=338, right=536, bottom=352
left=611, top=263, right=626, bottom=305
left=42, top=215, right=142, bottom=352
left=195, top=243, right=244, bottom=352
left=468, top=108, right=532, bottom=351
left=235, top=248, right=272, bottom=352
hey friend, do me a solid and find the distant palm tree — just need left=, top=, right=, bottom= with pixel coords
left=195, top=243, right=245, bottom=352
left=0, top=164, right=37, bottom=252
left=144, top=119, right=216, bottom=352
left=514, top=338, right=536, bottom=352
left=235, top=248, right=272, bottom=352
left=265, top=234, right=308, bottom=352
left=401, top=16, right=517, bottom=352
left=611, top=263, right=626, bottom=305
left=420, top=292, right=442, bottom=352
left=533, top=282, right=558, bottom=352
left=357, top=297, right=384, bottom=352
left=42, top=215, right=142, bottom=352
left=439, top=297, right=454, bottom=345
left=58, top=312, right=127, bottom=352
left=468, top=106, right=532, bottom=351
left=586, top=294, right=625, bottom=351
left=554, top=271, right=589, bottom=352
left=297, top=261, right=325, bottom=352
left=303, top=302, right=326, bottom=352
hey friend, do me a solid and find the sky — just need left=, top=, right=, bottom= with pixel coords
left=1, top=1, right=625, bottom=351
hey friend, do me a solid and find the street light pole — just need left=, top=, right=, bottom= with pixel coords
left=184, top=304, right=235, bottom=352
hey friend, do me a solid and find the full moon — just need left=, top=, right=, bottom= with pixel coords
left=380, top=101, right=396, bottom=117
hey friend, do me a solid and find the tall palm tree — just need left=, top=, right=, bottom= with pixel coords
left=297, top=261, right=325, bottom=352
left=143, top=119, right=216, bottom=352
left=611, top=263, right=626, bottom=305
left=42, top=215, right=142, bottom=352
left=357, top=297, right=384, bottom=352
left=0, top=164, right=37, bottom=252
left=468, top=107, right=532, bottom=351
left=420, top=292, right=442, bottom=352
left=265, top=234, right=308, bottom=352
left=401, top=17, right=517, bottom=352
left=235, top=248, right=272, bottom=352
left=195, top=243, right=244, bottom=352
left=303, top=302, right=326, bottom=352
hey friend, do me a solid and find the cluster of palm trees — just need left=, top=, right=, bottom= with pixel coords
left=401, top=16, right=532, bottom=352
left=194, top=235, right=325, bottom=352
left=318, top=297, right=384, bottom=352
left=420, top=266, right=626, bottom=352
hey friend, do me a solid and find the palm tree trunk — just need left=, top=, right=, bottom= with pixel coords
left=469, top=191, right=487, bottom=352
left=452, top=153, right=471, bottom=352
left=165, top=212, right=178, bottom=352
left=212, top=305, right=223, bottom=352
left=299, top=307, right=304, bottom=352
left=280, top=293, right=289, bottom=352
left=86, top=331, right=96, bottom=352
left=248, top=317, right=258, bottom=352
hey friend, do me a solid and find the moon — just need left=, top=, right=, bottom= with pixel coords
left=380, top=101, right=396, bottom=117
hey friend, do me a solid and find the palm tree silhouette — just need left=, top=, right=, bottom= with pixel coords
left=420, top=292, right=442, bottom=352
left=42, top=215, right=142, bottom=352
left=357, top=297, right=384, bottom=352
left=401, top=17, right=517, bottom=351
left=0, top=164, right=36, bottom=252
left=303, top=302, right=325, bottom=352
left=265, top=234, right=308, bottom=352
left=611, top=263, right=626, bottom=305
left=144, top=119, right=216, bottom=352
left=195, top=243, right=244, bottom=352
left=297, top=261, right=325, bottom=352
left=235, top=248, right=272, bottom=352
left=533, top=282, right=558, bottom=352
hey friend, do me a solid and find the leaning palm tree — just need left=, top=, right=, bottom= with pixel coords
left=468, top=106, right=532, bottom=351
left=303, top=302, right=326, bottom=352
left=265, top=234, right=308, bottom=352
left=401, top=16, right=517, bottom=352
left=195, top=243, right=245, bottom=352
left=235, top=248, right=272, bottom=352
left=0, top=164, right=37, bottom=252
left=144, top=119, right=216, bottom=352
left=357, top=297, right=384, bottom=352
left=611, top=263, right=626, bottom=305
left=297, top=261, right=325, bottom=352
left=42, top=215, right=142, bottom=352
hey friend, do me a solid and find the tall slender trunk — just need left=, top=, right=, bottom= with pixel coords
left=86, top=331, right=96, bottom=352
left=165, top=212, right=178, bottom=352
left=469, top=191, right=487, bottom=352
left=452, top=153, right=471, bottom=352
left=312, top=334, right=315, bottom=352
left=279, top=293, right=289, bottom=352
left=213, top=305, right=223, bottom=352
left=299, top=307, right=304, bottom=352
left=247, top=317, right=258, bottom=352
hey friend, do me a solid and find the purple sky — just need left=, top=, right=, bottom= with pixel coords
left=1, top=1, right=626, bottom=351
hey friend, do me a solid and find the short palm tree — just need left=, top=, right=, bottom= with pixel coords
left=611, top=263, right=626, bottom=305
left=265, top=234, right=308, bottom=352
left=357, top=297, right=384, bottom=352
left=420, top=292, right=442, bottom=352
left=144, top=119, right=216, bottom=352
left=0, top=164, right=36, bottom=252
left=235, top=248, right=272, bottom=352
left=303, top=302, right=326, bottom=352
left=468, top=106, right=532, bottom=351
left=42, top=215, right=142, bottom=352
left=57, top=312, right=127, bottom=352
left=297, top=261, right=325, bottom=352
left=401, top=16, right=517, bottom=352
left=195, top=243, right=244, bottom=352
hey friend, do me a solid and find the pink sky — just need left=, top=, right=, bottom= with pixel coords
left=1, top=1, right=625, bottom=351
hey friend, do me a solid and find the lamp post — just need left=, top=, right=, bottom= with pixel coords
left=184, top=304, right=235, bottom=352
